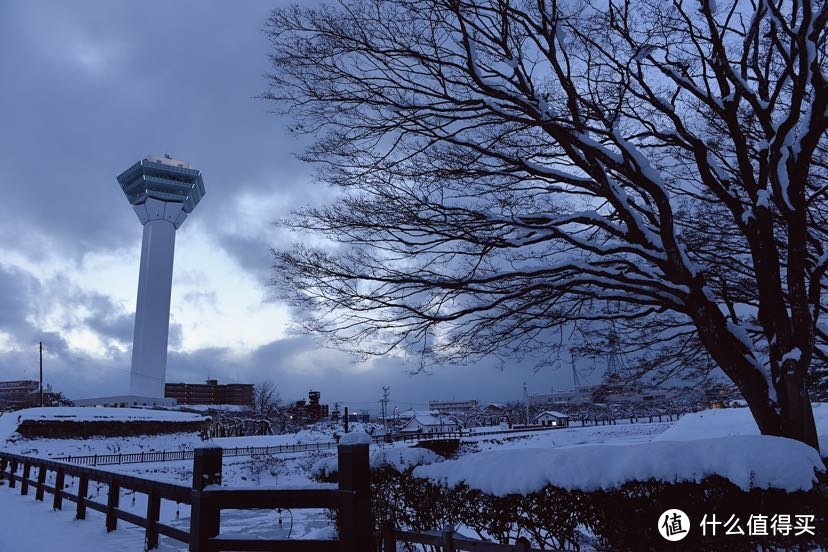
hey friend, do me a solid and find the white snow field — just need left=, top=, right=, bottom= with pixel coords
left=656, top=402, right=828, bottom=456
left=0, top=487, right=189, bottom=551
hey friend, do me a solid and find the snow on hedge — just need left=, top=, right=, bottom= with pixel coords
left=339, top=431, right=372, bottom=445
left=655, top=403, right=828, bottom=457
left=313, top=446, right=442, bottom=478
left=413, top=435, right=824, bottom=495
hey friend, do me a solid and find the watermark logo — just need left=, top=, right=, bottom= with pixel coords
left=658, top=509, right=690, bottom=541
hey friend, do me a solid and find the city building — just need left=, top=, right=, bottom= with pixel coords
left=428, top=399, right=479, bottom=414
left=528, top=385, right=601, bottom=407
left=164, top=379, right=253, bottom=406
left=291, top=390, right=330, bottom=423
left=117, top=154, right=205, bottom=397
left=0, top=380, right=61, bottom=409
left=73, top=395, right=177, bottom=408
left=399, top=412, right=460, bottom=434
left=534, top=410, right=570, bottom=427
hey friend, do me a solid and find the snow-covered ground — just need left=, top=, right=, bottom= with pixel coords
left=0, top=407, right=209, bottom=459
left=656, top=402, right=828, bottom=456
left=1, top=406, right=825, bottom=550
left=0, top=489, right=176, bottom=552
left=414, top=405, right=828, bottom=495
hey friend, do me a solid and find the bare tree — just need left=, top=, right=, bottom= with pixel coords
left=253, top=380, right=282, bottom=419
left=265, top=0, right=827, bottom=448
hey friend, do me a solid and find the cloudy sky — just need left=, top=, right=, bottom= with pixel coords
left=0, top=1, right=581, bottom=412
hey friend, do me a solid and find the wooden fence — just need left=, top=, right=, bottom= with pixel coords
left=0, top=444, right=574, bottom=551
left=0, top=444, right=372, bottom=551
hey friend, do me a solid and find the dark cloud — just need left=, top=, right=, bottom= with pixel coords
left=0, top=1, right=312, bottom=265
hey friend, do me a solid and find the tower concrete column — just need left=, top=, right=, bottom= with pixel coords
left=130, top=218, right=177, bottom=397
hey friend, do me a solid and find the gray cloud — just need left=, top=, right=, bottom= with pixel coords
left=0, top=1, right=578, bottom=408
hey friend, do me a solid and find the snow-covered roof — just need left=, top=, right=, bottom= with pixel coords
left=400, top=413, right=457, bottom=429
left=535, top=410, right=568, bottom=420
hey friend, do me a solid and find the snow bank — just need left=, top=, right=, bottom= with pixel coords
left=339, top=431, right=372, bottom=445
left=655, top=404, right=828, bottom=456
left=14, top=407, right=207, bottom=423
left=413, top=435, right=824, bottom=495
left=313, top=446, right=442, bottom=478
left=0, top=411, right=20, bottom=443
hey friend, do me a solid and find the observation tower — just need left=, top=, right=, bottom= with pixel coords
left=117, top=154, right=205, bottom=397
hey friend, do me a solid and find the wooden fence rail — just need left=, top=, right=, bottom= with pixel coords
left=0, top=444, right=372, bottom=552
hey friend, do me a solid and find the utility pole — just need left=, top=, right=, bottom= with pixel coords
left=381, top=387, right=390, bottom=435
left=39, top=341, right=44, bottom=408
left=522, top=382, right=530, bottom=425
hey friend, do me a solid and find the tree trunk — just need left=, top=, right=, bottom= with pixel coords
left=690, top=290, right=820, bottom=450
left=723, top=358, right=819, bottom=450
left=776, top=365, right=819, bottom=449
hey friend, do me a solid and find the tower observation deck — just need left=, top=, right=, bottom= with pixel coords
left=117, top=154, right=205, bottom=397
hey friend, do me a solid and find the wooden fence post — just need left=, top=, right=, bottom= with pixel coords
left=189, top=447, right=223, bottom=552
left=383, top=522, right=396, bottom=552
left=20, top=463, right=31, bottom=495
left=146, top=488, right=161, bottom=550
left=35, top=464, right=46, bottom=501
left=53, top=468, right=65, bottom=510
left=338, top=443, right=371, bottom=552
left=441, top=524, right=454, bottom=551
left=76, top=474, right=88, bottom=519
left=8, top=459, right=17, bottom=488
left=106, top=481, right=120, bottom=532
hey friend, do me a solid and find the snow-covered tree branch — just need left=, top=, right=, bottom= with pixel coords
left=265, top=0, right=827, bottom=448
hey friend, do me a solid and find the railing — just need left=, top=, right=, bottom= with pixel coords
left=0, top=444, right=372, bottom=551
left=383, top=525, right=548, bottom=551
left=53, top=440, right=339, bottom=466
